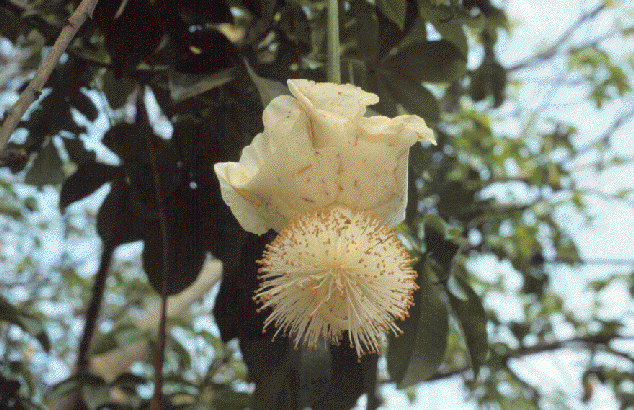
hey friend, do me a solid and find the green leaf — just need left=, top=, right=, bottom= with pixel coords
left=101, top=123, right=144, bottom=161
left=62, top=137, right=97, bottom=165
left=0, top=9, right=27, bottom=43
left=102, top=70, right=135, bottom=109
left=417, top=3, right=468, bottom=57
left=101, top=0, right=163, bottom=77
left=395, top=17, right=427, bottom=51
left=81, top=381, right=111, bottom=410
left=24, top=140, right=64, bottom=189
left=446, top=271, right=488, bottom=377
left=326, top=342, right=379, bottom=409
left=278, top=3, right=311, bottom=45
left=366, top=71, right=398, bottom=117
left=376, top=0, right=407, bottom=30
left=0, top=296, right=50, bottom=352
left=351, top=0, right=380, bottom=61
left=48, top=374, right=97, bottom=401
left=387, top=259, right=449, bottom=388
left=244, top=61, right=289, bottom=108
left=424, top=214, right=460, bottom=271
left=382, top=40, right=467, bottom=83
left=240, top=338, right=300, bottom=410
left=470, top=61, right=507, bottom=107
left=381, top=71, right=440, bottom=125
left=110, top=372, right=147, bottom=387
left=175, top=0, right=233, bottom=24
left=212, top=386, right=253, bottom=410
left=141, top=188, right=206, bottom=295
left=96, top=180, right=145, bottom=246
left=68, top=90, right=98, bottom=122
left=90, top=323, right=141, bottom=356
left=60, top=162, right=119, bottom=211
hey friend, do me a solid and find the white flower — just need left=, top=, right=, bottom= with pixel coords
left=254, top=206, right=417, bottom=357
left=213, top=79, right=435, bottom=356
left=214, top=79, right=435, bottom=234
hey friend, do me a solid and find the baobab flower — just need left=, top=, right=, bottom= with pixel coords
left=214, top=79, right=435, bottom=356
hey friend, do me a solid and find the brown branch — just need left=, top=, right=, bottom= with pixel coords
left=425, top=334, right=634, bottom=382
left=507, top=5, right=606, bottom=72
left=76, top=242, right=115, bottom=373
left=544, top=257, right=634, bottom=266
left=87, top=261, right=222, bottom=382
left=568, top=155, right=634, bottom=172
left=0, top=0, right=99, bottom=152
left=577, top=187, right=634, bottom=210
left=562, top=107, right=634, bottom=165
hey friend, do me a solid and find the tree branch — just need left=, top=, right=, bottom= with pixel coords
left=567, top=155, right=634, bottom=172
left=425, top=334, right=634, bottom=382
left=544, top=257, right=634, bottom=266
left=562, top=106, right=634, bottom=165
left=507, top=5, right=606, bottom=72
left=76, top=242, right=115, bottom=373
left=0, top=0, right=98, bottom=152
left=88, top=261, right=223, bottom=382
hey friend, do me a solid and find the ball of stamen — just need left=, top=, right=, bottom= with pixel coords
left=253, top=205, right=418, bottom=357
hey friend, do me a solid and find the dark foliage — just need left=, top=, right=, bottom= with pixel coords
left=6, top=0, right=629, bottom=409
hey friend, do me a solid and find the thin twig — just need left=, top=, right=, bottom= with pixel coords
left=561, top=106, right=634, bottom=166
left=0, top=0, right=99, bottom=152
left=114, top=0, right=131, bottom=19
left=507, top=5, right=606, bottom=72
left=578, top=187, right=634, bottom=210
left=326, top=0, right=340, bottom=83
left=425, top=334, right=634, bottom=382
left=567, top=155, right=634, bottom=172
left=76, top=242, right=115, bottom=373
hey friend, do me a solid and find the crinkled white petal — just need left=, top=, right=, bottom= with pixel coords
left=214, top=80, right=436, bottom=235
left=289, top=79, right=379, bottom=148
left=288, top=79, right=379, bottom=118
left=358, top=115, right=436, bottom=148
left=214, top=133, right=272, bottom=234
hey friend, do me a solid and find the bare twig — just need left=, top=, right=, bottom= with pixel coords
left=561, top=106, right=634, bottom=166
left=567, top=155, right=634, bottom=172
left=0, top=0, right=99, bottom=152
left=580, top=188, right=634, bottom=209
left=114, top=0, right=131, bottom=19
left=508, top=5, right=606, bottom=72
left=425, top=334, right=634, bottom=382
left=545, top=257, right=634, bottom=266
left=88, top=261, right=222, bottom=382
left=76, top=242, right=115, bottom=373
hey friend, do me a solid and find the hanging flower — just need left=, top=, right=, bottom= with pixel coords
left=214, top=79, right=435, bottom=356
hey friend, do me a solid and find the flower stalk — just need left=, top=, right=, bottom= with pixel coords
left=327, top=0, right=341, bottom=84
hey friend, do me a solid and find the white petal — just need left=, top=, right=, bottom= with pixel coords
left=262, top=95, right=311, bottom=157
left=358, top=115, right=436, bottom=148
left=248, top=147, right=340, bottom=229
left=214, top=79, right=434, bottom=234
left=214, top=162, right=270, bottom=235
left=288, top=79, right=378, bottom=148
left=335, top=140, right=409, bottom=227
left=288, top=79, right=378, bottom=118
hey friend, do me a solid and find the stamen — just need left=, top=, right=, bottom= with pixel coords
left=253, top=205, right=417, bottom=357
